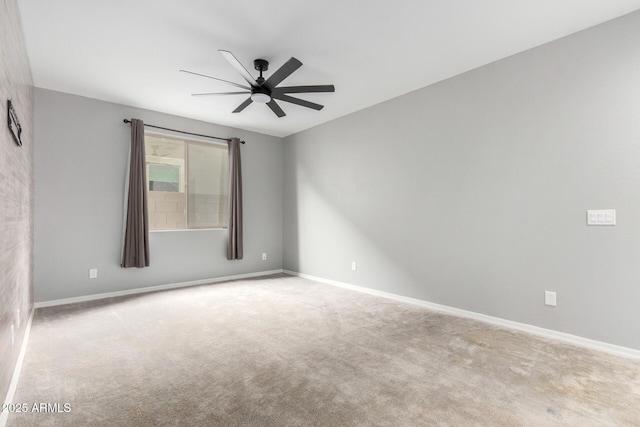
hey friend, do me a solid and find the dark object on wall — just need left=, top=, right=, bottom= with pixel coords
left=181, top=50, right=335, bottom=118
left=7, top=100, right=22, bottom=146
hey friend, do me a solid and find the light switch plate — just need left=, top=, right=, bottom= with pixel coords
left=587, top=209, right=616, bottom=226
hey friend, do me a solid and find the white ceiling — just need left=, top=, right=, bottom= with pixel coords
left=18, top=1, right=640, bottom=138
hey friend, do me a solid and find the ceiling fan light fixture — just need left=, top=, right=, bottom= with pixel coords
left=250, top=92, right=271, bottom=103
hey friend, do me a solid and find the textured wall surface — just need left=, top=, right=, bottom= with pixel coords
left=283, top=10, right=640, bottom=350
left=0, top=0, right=34, bottom=404
left=34, top=89, right=283, bottom=302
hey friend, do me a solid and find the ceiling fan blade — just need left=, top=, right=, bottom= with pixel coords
left=179, top=70, right=250, bottom=90
left=272, top=93, right=324, bottom=111
left=267, top=100, right=286, bottom=117
left=273, top=85, right=335, bottom=94
left=232, top=97, right=253, bottom=113
left=191, top=91, right=250, bottom=97
left=219, top=50, right=258, bottom=88
left=264, top=57, right=303, bottom=90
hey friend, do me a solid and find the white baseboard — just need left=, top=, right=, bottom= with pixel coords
left=284, top=270, right=640, bottom=360
left=1, top=308, right=35, bottom=427
left=35, top=269, right=285, bottom=308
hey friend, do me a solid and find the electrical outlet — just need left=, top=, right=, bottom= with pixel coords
left=89, top=268, right=98, bottom=279
left=351, top=261, right=357, bottom=271
left=545, top=291, right=557, bottom=307
left=262, top=253, right=267, bottom=261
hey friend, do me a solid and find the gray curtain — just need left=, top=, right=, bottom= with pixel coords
left=121, top=119, right=150, bottom=268
left=227, top=138, right=243, bottom=260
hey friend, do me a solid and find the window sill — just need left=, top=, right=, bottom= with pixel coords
left=150, top=228, right=227, bottom=233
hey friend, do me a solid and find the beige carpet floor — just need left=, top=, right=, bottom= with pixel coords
left=8, top=274, right=640, bottom=426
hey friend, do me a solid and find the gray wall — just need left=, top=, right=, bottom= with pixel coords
left=34, top=89, right=283, bottom=302
left=0, top=0, right=34, bottom=403
left=283, top=11, right=640, bottom=350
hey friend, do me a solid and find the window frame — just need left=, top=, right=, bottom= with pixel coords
left=145, top=130, right=229, bottom=232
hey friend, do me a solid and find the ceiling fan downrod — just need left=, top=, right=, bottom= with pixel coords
left=253, top=59, right=268, bottom=85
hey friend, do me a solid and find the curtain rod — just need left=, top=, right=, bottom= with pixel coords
left=123, top=119, right=245, bottom=144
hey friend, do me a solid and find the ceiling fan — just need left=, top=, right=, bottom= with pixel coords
left=180, top=50, right=335, bottom=117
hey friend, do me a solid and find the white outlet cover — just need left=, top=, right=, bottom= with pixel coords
left=545, top=291, right=557, bottom=306
left=351, top=262, right=357, bottom=271
left=89, top=268, right=98, bottom=279
left=262, top=253, right=267, bottom=260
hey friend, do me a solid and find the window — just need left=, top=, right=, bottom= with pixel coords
left=145, top=133, right=228, bottom=230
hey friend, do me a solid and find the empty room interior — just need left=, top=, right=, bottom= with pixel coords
left=3, top=0, right=640, bottom=425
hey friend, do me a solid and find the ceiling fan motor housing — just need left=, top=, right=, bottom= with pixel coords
left=250, top=86, right=271, bottom=103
